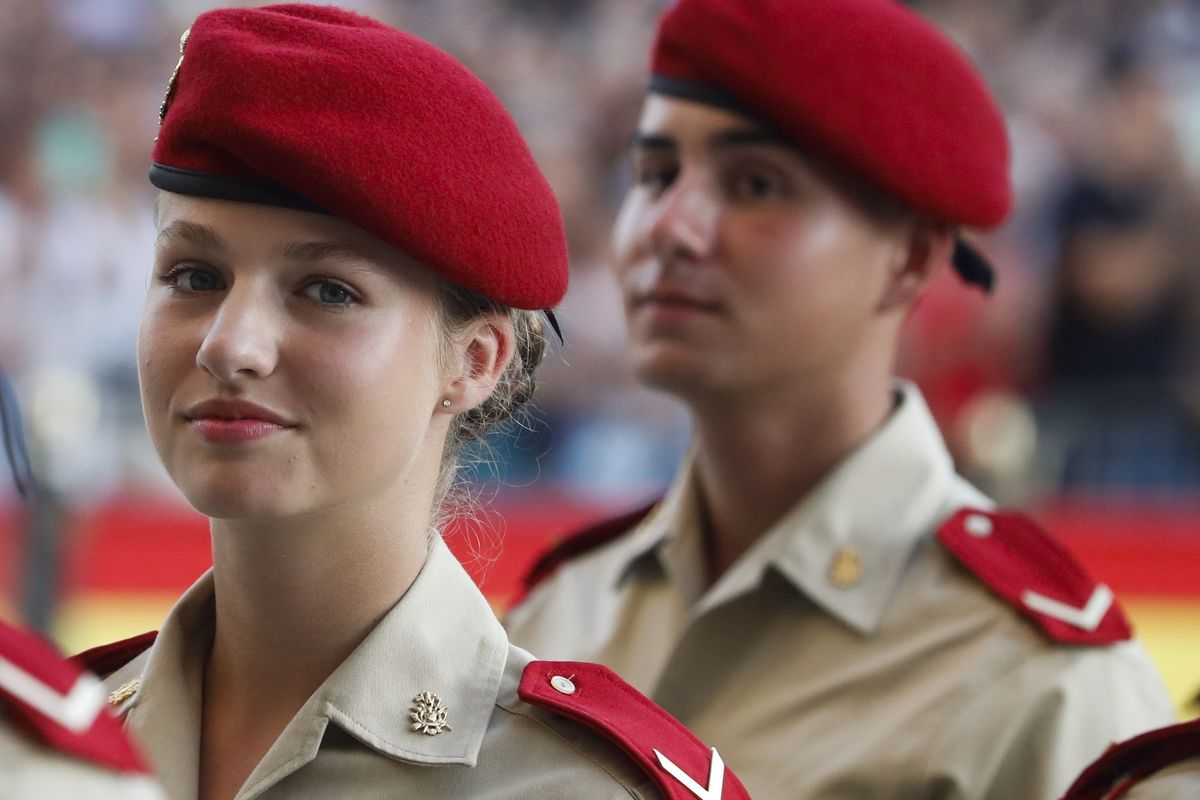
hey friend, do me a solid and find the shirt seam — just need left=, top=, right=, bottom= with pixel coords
left=492, top=704, right=645, bottom=798
left=916, top=618, right=1061, bottom=790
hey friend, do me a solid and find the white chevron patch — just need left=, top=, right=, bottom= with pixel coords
left=0, top=656, right=107, bottom=733
left=1021, top=584, right=1113, bottom=632
left=654, top=746, right=725, bottom=800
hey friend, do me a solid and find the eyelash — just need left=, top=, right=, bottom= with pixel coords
left=157, top=264, right=363, bottom=309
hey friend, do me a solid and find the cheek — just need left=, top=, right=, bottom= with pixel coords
left=734, top=215, right=885, bottom=335
left=137, top=304, right=189, bottom=412
left=611, top=196, right=649, bottom=277
left=301, top=321, right=441, bottom=440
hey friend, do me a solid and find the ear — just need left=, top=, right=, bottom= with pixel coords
left=439, top=313, right=516, bottom=414
left=877, top=218, right=957, bottom=313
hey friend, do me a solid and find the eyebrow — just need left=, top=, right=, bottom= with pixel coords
left=155, top=220, right=226, bottom=253
left=280, top=240, right=372, bottom=267
left=630, top=127, right=797, bottom=154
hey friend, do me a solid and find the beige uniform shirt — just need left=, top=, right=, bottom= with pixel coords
left=0, top=724, right=166, bottom=800
left=508, top=383, right=1175, bottom=800
left=102, top=536, right=660, bottom=799
left=1125, top=758, right=1200, bottom=799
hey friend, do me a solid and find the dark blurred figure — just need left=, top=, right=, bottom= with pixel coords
left=1039, top=171, right=1200, bottom=492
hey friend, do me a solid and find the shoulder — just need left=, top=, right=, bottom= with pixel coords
left=1062, top=718, right=1200, bottom=799
left=0, top=619, right=149, bottom=775
left=935, top=507, right=1131, bottom=645
left=72, top=631, right=158, bottom=679
left=496, top=653, right=750, bottom=799
left=519, top=500, right=659, bottom=600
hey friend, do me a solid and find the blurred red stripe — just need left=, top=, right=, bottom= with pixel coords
left=1, top=494, right=1197, bottom=602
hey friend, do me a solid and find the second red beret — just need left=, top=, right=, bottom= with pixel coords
left=650, top=0, right=1012, bottom=229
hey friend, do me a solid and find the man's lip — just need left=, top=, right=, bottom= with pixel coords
left=631, top=291, right=723, bottom=312
left=183, top=398, right=296, bottom=427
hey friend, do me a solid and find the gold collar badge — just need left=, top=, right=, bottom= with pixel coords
left=410, top=691, right=452, bottom=736
left=158, top=27, right=191, bottom=125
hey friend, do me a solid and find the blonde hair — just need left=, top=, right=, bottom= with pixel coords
left=432, top=280, right=548, bottom=522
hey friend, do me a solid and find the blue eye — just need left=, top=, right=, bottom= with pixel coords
left=303, top=280, right=358, bottom=307
left=161, top=266, right=223, bottom=291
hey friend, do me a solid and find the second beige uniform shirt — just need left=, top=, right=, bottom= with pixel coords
left=508, top=383, right=1175, bottom=800
left=100, top=536, right=664, bottom=800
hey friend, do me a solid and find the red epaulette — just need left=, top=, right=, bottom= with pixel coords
left=937, top=509, right=1132, bottom=645
left=520, top=660, right=751, bottom=799
left=0, top=620, right=148, bottom=773
left=72, top=631, right=158, bottom=678
left=1060, top=718, right=1200, bottom=799
left=520, top=500, right=659, bottom=598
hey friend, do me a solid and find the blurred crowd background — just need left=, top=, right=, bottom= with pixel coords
left=2, top=1, right=1200, bottom=686
left=7, top=0, right=1200, bottom=507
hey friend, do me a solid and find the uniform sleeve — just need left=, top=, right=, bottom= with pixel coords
left=923, top=640, right=1176, bottom=800
left=1124, top=759, right=1200, bottom=800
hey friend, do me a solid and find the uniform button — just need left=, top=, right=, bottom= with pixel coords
left=550, top=675, right=576, bottom=695
left=964, top=514, right=993, bottom=537
left=828, top=547, right=862, bottom=588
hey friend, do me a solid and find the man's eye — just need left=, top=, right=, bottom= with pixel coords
left=160, top=266, right=223, bottom=292
left=302, top=280, right=358, bottom=307
left=733, top=170, right=785, bottom=200
left=634, top=162, right=679, bottom=193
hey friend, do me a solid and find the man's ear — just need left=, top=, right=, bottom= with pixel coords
left=877, top=218, right=956, bottom=313
left=439, top=313, right=516, bottom=414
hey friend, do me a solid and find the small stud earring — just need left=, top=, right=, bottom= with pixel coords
left=441, top=399, right=451, bottom=408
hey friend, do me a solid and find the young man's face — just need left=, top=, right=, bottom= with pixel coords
left=612, top=95, right=919, bottom=400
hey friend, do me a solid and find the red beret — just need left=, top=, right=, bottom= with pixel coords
left=152, top=4, right=567, bottom=310
left=650, top=0, right=1012, bottom=229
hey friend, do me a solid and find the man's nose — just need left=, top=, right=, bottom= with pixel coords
left=194, top=284, right=282, bottom=383
left=647, top=175, right=719, bottom=262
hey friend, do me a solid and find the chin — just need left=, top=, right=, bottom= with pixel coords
left=172, top=467, right=313, bottom=522
left=632, top=348, right=714, bottom=396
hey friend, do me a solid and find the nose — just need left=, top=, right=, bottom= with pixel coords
left=195, top=283, right=282, bottom=383
left=647, top=174, right=719, bottom=262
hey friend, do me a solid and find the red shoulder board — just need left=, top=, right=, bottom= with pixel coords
left=71, top=630, right=157, bottom=678
left=520, top=660, right=751, bottom=799
left=1061, top=718, right=1200, bottom=799
left=0, top=620, right=148, bottom=773
left=937, top=509, right=1131, bottom=645
left=521, top=500, right=659, bottom=596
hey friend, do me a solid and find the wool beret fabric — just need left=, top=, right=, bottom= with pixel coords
left=649, top=0, right=1013, bottom=229
left=152, top=4, right=568, bottom=310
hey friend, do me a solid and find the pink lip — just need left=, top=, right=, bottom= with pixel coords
left=184, top=398, right=296, bottom=444
left=190, top=418, right=288, bottom=444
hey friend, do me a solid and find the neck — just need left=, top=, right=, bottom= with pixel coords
left=205, top=491, right=432, bottom=716
left=687, top=351, right=896, bottom=582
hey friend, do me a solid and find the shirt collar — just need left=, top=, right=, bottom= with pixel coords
left=126, top=535, right=508, bottom=799
left=617, top=381, right=958, bottom=636
left=756, top=382, right=956, bottom=634
left=122, top=570, right=213, bottom=798
left=314, top=534, right=508, bottom=767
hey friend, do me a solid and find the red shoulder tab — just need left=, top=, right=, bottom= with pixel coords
left=71, top=631, right=157, bottom=678
left=937, top=509, right=1131, bottom=645
left=521, top=500, right=659, bottom=597
left=1061, top=718, right=1200, bottom=799
left=520, top=660, right=751, bottom=799
left=0, top=620, right=148, bottom=774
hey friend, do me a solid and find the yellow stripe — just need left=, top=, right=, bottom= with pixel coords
left=1124, top=598, right=1200, bottom=717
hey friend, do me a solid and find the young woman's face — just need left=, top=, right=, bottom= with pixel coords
left=140, top=193, right=450, bottom=521
left=612, top=95, right=915, bottom=398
